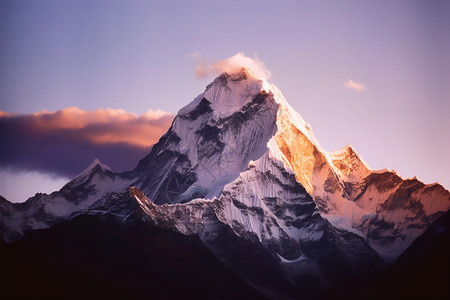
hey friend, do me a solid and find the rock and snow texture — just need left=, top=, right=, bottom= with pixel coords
left=132, top=71, right=279, bottom=204
left=131, top=68, right=450, bottom=261
left=132, top=152, right=328, bottom=260
left=0, top=159, right=134, bottom=242
left=1, top=67, right=449, bottom=265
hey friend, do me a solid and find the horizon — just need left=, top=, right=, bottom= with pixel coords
left=1, top=0, right=449, bottom=202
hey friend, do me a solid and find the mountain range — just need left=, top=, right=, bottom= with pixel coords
left=1, top=68, right=449, bottom=299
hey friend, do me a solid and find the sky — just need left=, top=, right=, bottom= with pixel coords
left=1, top=0, right=449, bottom=202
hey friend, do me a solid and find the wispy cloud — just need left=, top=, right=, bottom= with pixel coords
left=0, top=107, right=173, bottom=177
left=191, top=52, right=272, bottom=81
left=343, top=79, right=366, bottom=92
left=191, top=53, right=209, bottom=78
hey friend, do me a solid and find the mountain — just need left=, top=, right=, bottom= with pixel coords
left=130, top=68, right=449, bottom=260
left=1, top=68, right=449, bottom=298
left=0, top=159, right=134, bottom=242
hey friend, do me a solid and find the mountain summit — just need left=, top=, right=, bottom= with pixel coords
left=1, top=68, right=449, bottom=298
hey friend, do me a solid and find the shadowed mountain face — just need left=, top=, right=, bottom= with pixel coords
left=0, top=69, right=449, bottom=299
left=319, top=210, right=450, bottom=299
left=0, top=215, right=267, bottom=300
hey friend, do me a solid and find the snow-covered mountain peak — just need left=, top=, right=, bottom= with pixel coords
left=135, top=70, right=286, bottom=203
left=176, top=69, right=273, bottom=119
left=72, top=159, right=112, bottom=184
left=79, top=158, right=111, bottom=175
left=201, top=70, right=273, bottom=119
left=328, top=144, right=371, bottom=182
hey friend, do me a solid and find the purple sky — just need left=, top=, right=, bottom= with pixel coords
left=1, top=0, right=449, bottom=202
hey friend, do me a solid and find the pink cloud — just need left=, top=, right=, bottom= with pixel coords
left=192, top=52, right=272, bottom=81
left=1, top=107, right=173, bottom=148
left=343, top=79, right=366, bottom=92
left=0, top=107, right=174, bottom=177
left=191, top=53, right=209, bottom=78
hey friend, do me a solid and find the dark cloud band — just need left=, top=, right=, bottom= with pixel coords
left=0, top=108, right=173, bottom=178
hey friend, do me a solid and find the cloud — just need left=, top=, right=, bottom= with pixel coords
left=343, top=79, right=366, bottom=92
left=191, top=53, right=209, bottom=78
left=0, top=169, right=70, bottom=203
left=192, top=52, right=272, bottom=81
left=0, top=107, right=174, bottom=178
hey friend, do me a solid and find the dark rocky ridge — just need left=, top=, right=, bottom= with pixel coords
left=0, top=215, right=267, bottom=300
left=320, top=210, right=450, bottom=299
